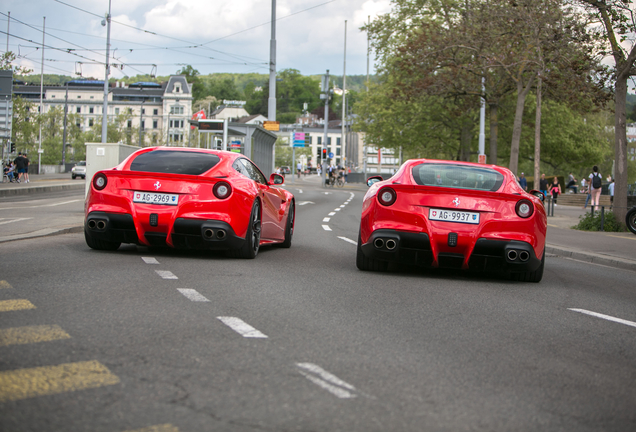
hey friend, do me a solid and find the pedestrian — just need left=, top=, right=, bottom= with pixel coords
left=608, top=177, right=615, bottom=210
left=566, top=172, right=577, bottom=193
left=539, top=173, right=548, bottom=197
left=549, top=176, right=561, bottom=205
left=297, top=161, right=302, bottom=178
left=518, top=172, right=527, bottom=191
left=23, top=153, right=30, bottom=183
left=589, top=165, right=603, bottom=212
left=13, top=152, right=25, bottom=183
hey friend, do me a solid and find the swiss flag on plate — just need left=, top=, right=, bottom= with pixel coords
left=432, top=211, right=437, bottom=217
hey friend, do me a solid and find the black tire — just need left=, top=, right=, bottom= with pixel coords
left=72, top=174, right=76, bottom=179
left=356, top=231, right=388, bottom=271
left=279, top=202, right=294, bottom=248
left=230, top=200, right=261, bottom=259
left=84, top=227, right=121, bottom=251
left=626, top=207, right=636, bottom=235
left=510, top=251, right=544, bottom=283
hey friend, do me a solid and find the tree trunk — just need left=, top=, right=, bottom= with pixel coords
left=613, top=75, right=629, bottom=224
left=509, top=75, right=535, bottom=176
left=534, top=77, right=542, bottom=191
left=460, top=121, right=473, bottom=161
left=489, top=103, right=498, bottom=166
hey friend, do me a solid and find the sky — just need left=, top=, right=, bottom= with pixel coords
left=1, top=0, right=392, bottom=81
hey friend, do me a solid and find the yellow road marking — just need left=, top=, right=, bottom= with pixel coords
left=123, top=425, right=181, bottom=432
left=0, top=360, right=120, bottom=402
left=608, top=234, right=636, bottom=241
left=0, top=325, right=71, bottom=347
left=547, top=224, right=560, bottom=228
left=0, top=281, right=12, bottom=289
left=0, top=299, right=36, bottom=312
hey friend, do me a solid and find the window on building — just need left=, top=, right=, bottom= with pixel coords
left=336, top=148, right=341, bottom=156
left=76, top=107, right=81, bottom=113
left=170, top=106, right=184, bottom=115
left=180, top=120, right=184, bottom=128
left=51, top=95, right=56, bottom=98
left=328, top=137, right=332, bottom=145
left=153, top=109, right=158, bottom=115
left=115, top=108, right=120, bottom=115
left=127, top=120, right=132, bottom=128
left=337, top=137, right=341, bottom=146
left=90, top=96, right=94, bottom=99
left=89, top=118, right=94, bottom=127
left=89, top=107, right=94, bottom=114
left=128, top=108, right=133, bottom=114
left=77, top=95, right=81, bottom=99
left=317, top=137, right=322, bottom=145
left=153, top=120, right=158, bottom=129
left=76, top=121, right=81, bottom=127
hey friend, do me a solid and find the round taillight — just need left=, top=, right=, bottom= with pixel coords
left=378, top=187, right=397, bottom=206
left=93, top=173, right=107, bottom=191
left=213, top=181, right=232, bottom=199
left=515, top=199, right=534, bottom=218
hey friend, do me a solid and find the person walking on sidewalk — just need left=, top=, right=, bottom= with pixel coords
left=609, top=178, right=615, bottom=210
left=22, top=153, right=30, bottom=183
left=549, top=176, right=561, bottom=205
left=13, top=152, right=25, bottom=183
left=539, top=173, right=548, bottom=198
left=589, top=166, right=603, bottom=211
left=518, top=172, right=528, bottom=191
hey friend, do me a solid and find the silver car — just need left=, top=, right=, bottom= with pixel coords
left=71, top=161, right=86, bottom=179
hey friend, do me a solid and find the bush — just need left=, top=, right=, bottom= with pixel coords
left=573, top=210, right=625, bottom=232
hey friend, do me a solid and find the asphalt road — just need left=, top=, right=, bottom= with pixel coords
left=1, top=184, right=635, bottom=432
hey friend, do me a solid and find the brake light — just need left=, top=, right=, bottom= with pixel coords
left=93, top=173, right=107, bottom=190
left=515, top=199, right=534, bottom=218
left=377, top=187, right=397, bottom=206
left=213, top=181, right=232, bottom=199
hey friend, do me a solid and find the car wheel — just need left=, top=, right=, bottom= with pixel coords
left=230, top=200, right=261, bottom=259
left=279, top=202, right=294, bottom=248
left=626, top=207, right=636, bottom=235
left=510, top=251, right=544, bottom=283
left=356, top=231, right=388, bottom=271
left=84, top=227, right=121, bottom=251
left=72, top=174, right=76, bottom=179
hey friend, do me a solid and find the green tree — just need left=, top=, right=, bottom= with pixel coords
left=176, top=65, right=206, bottom=102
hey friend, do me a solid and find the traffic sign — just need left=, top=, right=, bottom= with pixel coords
left=263, top=121, right=280, bottom=131
left=328, top=152, right=334, bottom=159
left=478, top=154, right=487, bottom=164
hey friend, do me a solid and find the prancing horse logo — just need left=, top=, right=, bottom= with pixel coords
left=154, top=181, right=161, bottom=191
left=453, top=197, right=460, bottom=207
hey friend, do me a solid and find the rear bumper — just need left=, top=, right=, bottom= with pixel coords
left=361, top=229, right=542, bottom=272
left=85, top=211, right=246, bottom=250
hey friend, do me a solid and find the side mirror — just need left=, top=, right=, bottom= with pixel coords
left=529, top=190, right=545, bottom=203
left=366, top=175, right=383, bottom=187
left=269, top=173, right=285, bottom=185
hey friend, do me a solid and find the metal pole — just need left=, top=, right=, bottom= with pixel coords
left=478, top=76, right=486, bottom=163
left=101, top=0, right=111, bottom=144
left=363, top=15, right=370, bottom=177
left=267, top=0, right=276, bottom=121
left=6, top=12, right=9, bottom=52
left=138, top=99, right=144, bottom=146
left=38, top=16, right=45, bottom=175
left=62, top=82, right=68, bottom=170
left=322, top=70, right=329, bottom=187
left=341, top=20, right=347, bottom=171
left=222, top=118, right=228, bottom=151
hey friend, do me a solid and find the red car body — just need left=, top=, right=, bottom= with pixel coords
left=85, top=147, right=295, bottom=258
left=357, top=159, right=547, bottom=282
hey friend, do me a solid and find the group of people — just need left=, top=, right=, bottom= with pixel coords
left=531, top=166, right=613, bottom=210
left=3, top=152, right=30, bottom=183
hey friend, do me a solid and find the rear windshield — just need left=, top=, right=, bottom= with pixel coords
left=130, top=150, right=220, bottom=175
left=412, top=163, right=504, bottom=192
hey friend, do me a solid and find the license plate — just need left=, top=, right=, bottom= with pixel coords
left=429, top=208, right=480, bottom=224
left=133, top=191, right=179, bottom=206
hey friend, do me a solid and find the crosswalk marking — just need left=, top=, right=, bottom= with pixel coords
left=0, top=360, right=120, bottom=402
left=0, top=325, right=71, bottom=347
left=217, top=317, right=268, bottom=338
left=0, top=299, right=36, bottom=312
left=142, top=257, right=159, bottom=264
left=177, top=288, right=210, bottom=302
left=155, top=270, right=178, bottom=280
left=322, top=225, right=332, bottom=231
left=122, top=424, right=180, bottom=432
left=0, top=280, right=12, bottom=289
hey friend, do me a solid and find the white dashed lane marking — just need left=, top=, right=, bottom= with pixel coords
left=298, top=201, right=314, bottom=206
left=297, top=189, right=303, bottom=194
left=217, top=317, right=268, bottom=338
left=0, top=218, right=33, bottom=226
left=569, top=308, right=636, bottom=329
left=334, top=208, right=341, bottom=212
left=322, top=225, right=332, bottom=231
left=323, top=217, right=330, bottom=222
left=328, top=212, right=336, bottom=216
left=156, top=270, right=178, bottom=280
left=142, top=257, right=159, bottom=264
left=177, top=289, right=210, bottom=302
left=338, top=236, right=357, bottom=245
left=296, top=363, right=358, bottom=399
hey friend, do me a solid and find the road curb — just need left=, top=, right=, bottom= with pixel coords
left=545, top=244, right=636, bottom=272
left=0, top=183, right=85, bottom=197
left=0, top=225, right=83, bottom=244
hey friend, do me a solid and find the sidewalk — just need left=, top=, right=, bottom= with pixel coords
left=0, top=172, right=85, bottom=197
left=2, top=174, right=635, bottom=272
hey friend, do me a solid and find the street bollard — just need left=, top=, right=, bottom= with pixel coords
left=600, top=206, right=605, bottom=232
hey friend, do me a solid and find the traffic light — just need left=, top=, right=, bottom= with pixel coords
left=322, top=148, right=327, bottom=160
left=10, top=142, right=15, bottom=153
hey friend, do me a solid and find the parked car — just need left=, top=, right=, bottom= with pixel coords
left=357, top=159, right=547, bottom=282
left=280, top=166, right=291, bottom=175
left=84, top=147, right=295, bottom=258
left=71, top=161, right=86, bottom=179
